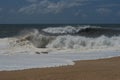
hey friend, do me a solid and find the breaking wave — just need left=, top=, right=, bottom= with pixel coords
left=6, top=27, right=120, bottom=50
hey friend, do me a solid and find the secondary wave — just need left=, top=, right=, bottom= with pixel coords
left=42, top=25, right=120, bottom=37
left=42, top=25, right=91, bottom=34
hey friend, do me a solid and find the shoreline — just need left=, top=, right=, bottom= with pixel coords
left=0, top=57, right=120, bottom=80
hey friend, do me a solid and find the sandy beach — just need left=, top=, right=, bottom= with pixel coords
left=0, top=57, right=120, bottom=80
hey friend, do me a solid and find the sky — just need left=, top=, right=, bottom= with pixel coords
left=0, top=0, right=120, bottom=24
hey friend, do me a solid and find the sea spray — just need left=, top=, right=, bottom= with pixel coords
left=15, top=29, right=55, bottom=48
left=29, top=34, right=54, bottom=48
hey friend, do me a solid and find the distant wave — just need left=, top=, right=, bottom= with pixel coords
left=42, top=25, right=120, bottom=37
left=42, top=25, right=103, bottom=35
left=42, top=25, right=93, bottom=34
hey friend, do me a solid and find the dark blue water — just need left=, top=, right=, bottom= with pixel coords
left=0, top=24, right=120, bottom=38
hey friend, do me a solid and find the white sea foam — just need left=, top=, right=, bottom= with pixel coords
left=0, top=38, right=9, bottom=49
left=0, top=49, right=120, bottom=71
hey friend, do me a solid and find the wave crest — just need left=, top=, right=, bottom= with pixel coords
left=42, top=25, right=95, bottom=34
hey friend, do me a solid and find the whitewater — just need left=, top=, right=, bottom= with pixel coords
left=0, top=25, right=120, bottom=71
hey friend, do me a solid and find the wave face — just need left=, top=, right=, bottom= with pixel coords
left=12, top=29, right=54, bottom=48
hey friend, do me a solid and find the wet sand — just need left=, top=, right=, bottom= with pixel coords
left=0, top=57, right=120, bottom=80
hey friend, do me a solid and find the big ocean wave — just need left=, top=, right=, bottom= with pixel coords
left=2, top=25, right=119, bottom=51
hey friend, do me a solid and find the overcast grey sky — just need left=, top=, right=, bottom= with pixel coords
left=0, top=0, right=120, bottom=24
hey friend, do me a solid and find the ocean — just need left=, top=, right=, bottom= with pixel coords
left=0, top=24, right=120, bottom=71
left=0, top=24, right=120, bottom=38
